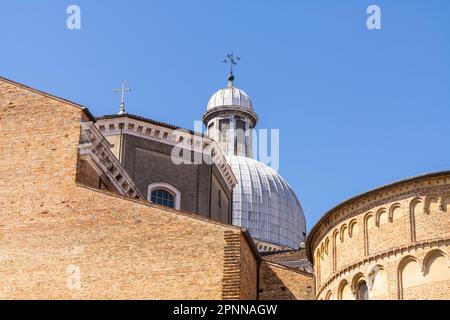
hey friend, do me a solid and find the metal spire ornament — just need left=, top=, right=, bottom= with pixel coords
left=223, top=52, right=240, bottom=86
left=114, top=81, right=132, bottom=115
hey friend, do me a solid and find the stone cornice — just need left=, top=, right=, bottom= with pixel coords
left=202, top=106, right=259, bottom=127
left=95, top=116, right=238, bottom=190
left=307, top=172, right=450, bottom=260
left=79, top=122, right=144, bottom=200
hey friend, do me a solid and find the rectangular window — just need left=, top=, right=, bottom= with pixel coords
left=235, top=120, right=246, bottom=155
left=218, top=189, right=222, bottom=209
left=207, top=123, right=215, bottom=138
left=219, top=119, right=230, bottom=142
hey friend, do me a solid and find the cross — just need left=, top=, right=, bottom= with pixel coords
left=223, top=52, right=240, bottom=75
left=114, top=81, right=132, bottom=115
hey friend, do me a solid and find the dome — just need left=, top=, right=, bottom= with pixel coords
left=207, top=84, right=253, bottom=111
left=227, top=155, right=306, bottom=250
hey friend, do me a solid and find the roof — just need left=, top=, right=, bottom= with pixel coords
left=306, top=170, right=450, bottom=260
left=96, top=113, right=198, bottom=135
left=0, top=75, right=96, bottom=122
left=228, top=155, right=306, bottom=250
left=261, top=250, right=313, bottom=276
left=77, top=183, right=262, bottom=263
left=207, top=85, right=253, bottom=111
left=261, top=249, right=308, bottom=263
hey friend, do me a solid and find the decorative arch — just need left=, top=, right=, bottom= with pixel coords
left=333, top=229, right=340, bottom=244
left=366, top=264, right=383, bottom=289
left=422, top=249, right=449, bottom=277
left=315, top=248, right=321, bottom=262
left=315, top=249, right=322, bottom=286
left=348, top=220, right=358, bottom=238
left=398, top=255, right=421, bottom=300
left=367, top=264, right=388, bottom=300
left=398, top=255, right=419, bottom=272
left=315, top=248, right=321, bottom=264
left=147, top=182, right=181, bottom=210
left=320, top=243, right=325, bottom=260
left=340, top=224, right=348, bottom=243
left=409, top=198, right=423, bottom=242
left=389, top=203, right=403, bottom=222
left=337, top=279, right=353, bottom=300
left=324, top=237, right=330, bottom=256
left=324, top=290, right=333, bottom=300
left=440, top=194, right=450, bottom=212
left=351, top=272, right=366, bottom=295
left=410, top=197, right=423, bottom=215
left=424, top=195, right=440, bottom=214
left=396, top=250, right=450, bottom=300
left=376, top=208, right=389, bottom=226
left=332, top=229, right=339, bottom=272
left=364, top=212, right=375, bottom=230
left=364, top=212, right=375, bottom=256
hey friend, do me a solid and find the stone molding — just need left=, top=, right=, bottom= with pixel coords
left=96, top=117, right=238, bottom=190
left=79, top=121, right=144, bottom=200
left=308, top=174, right=450, bottom=257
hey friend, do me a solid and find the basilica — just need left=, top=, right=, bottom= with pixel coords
left=0, top=67, right=448, bottom=300
left=95, top=71, right=307, bottom=255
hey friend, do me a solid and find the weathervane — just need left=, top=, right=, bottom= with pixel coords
left=223, top=52, right=240, bottom=86
left=223, top=52, right=240, bottom=75
left=114, top=81, right=132, bottom=115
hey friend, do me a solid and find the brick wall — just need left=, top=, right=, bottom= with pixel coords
left=316, top=244, right=450, bottom=300
left=403, top=281, right=450, bottom=300
left=239, top=233, right=258, bottom=300
left=259, top=261, right=313, bottom=300
left=309, top=172, right=450, bottom=300
left=0, top=77, right=259, bottom=300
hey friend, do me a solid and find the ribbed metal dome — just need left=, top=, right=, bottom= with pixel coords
left=227, top=155, right=306, bottom=250
left=207, top=84, right=253, bottom=111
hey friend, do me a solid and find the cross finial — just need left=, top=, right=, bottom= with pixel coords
left=114, top=81, right=132, bottom=115
left=223, top=52, right=240, bottom=86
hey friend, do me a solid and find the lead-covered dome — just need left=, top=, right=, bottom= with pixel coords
left=227, top=155, right=306, bottom=250
left=207, top=80, right=253, bottom=111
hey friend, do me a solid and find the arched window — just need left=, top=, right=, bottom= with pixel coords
left=147, top=183, right=181, bottom=210
left=337, top=280, right=352, bottom=300
left=151, top=189, right=175, bottom=208
left=356, top=281, right=369, bottom=300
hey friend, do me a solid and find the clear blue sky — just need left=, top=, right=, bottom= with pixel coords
left=1, top=0, right=449, bottom=230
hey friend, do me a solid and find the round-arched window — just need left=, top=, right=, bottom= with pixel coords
left=147, top=183, right=181, bottom=210
left=356, top=281, right=369, bottom=300
left=151, top=189, right=175, bottom=209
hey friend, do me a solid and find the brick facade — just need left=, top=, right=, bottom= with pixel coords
left=259, top=262, right=313, bottom=300
left=9, top=75, right=444, bottom=301
left=307, top=173, right=450, bottom=300
left=0, top=77, right=262, bottom=300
